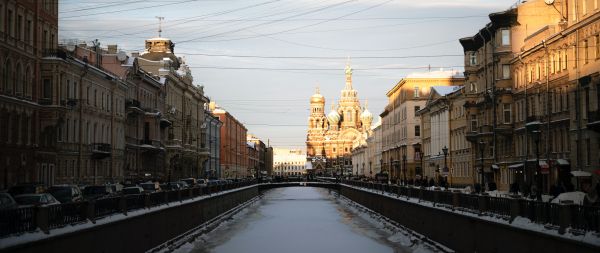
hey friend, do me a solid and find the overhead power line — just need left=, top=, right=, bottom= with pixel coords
left=178, top=52, right=463, bottom=59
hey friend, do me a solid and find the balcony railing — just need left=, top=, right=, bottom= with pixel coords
left=91, top=143, right=111, bottom=159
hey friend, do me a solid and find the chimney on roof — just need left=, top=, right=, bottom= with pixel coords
left=107, top=45, right=117, bottom=54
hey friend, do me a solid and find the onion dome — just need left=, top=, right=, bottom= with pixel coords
left=360, top=100, right=373, bottom=124
left=327, top=102, right=340, bottom=125
left=310, top=86, right=325, bottom=104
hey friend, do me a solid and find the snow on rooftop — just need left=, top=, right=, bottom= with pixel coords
left=432, top=86, right=461, bottom=96
left=407, top=70, right=463, bottom=79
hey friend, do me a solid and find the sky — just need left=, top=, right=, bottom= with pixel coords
left=59, top=0, right=520, bottom=150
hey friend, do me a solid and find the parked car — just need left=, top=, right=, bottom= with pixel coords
left=8, top=183, right=46, bottom=197
left=106, top=183, right=123, bottom=193
left=83, top=185, right=115, bottom=200
left=139, top=182, right=161, bottom=193
left=14, top=193, right=60, bottom=207
left=46, top=185, right=83, bottom=203
left=159, top=183, right=181, bottom=191
left=121, top=186, right=144, bottom=195
left=196, top=179, right=207, bottom=187
left=181, top=178, right=196, bottom=187
left=0, top=193, right=18, bottom=210
left=175, top=181, right=190, bottom=189
left=207, top=180, right=220, bottom=186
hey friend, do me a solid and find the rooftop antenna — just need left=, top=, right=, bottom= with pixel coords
left=156, top=16, right=164, bottom=37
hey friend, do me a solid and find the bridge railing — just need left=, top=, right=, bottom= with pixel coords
left=342, top=180, right=600, bottom=234
left=0, top=180, right=257, bottom=238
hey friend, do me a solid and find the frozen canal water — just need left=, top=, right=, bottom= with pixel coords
left=171, top=187, right=440, bottom=253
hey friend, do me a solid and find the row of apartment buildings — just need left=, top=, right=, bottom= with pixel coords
left=0, top=1, right=273, bottom=189
left=352, top=0, right=600, bottom=193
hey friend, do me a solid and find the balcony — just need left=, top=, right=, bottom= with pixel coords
left=587, top=110, right=600, bottom=132
left=42, top=49, right=67, bottom=60
left=39, top=98, right=52, bottom=106
left=60, top=99, right=78, bottom=109
left=91, top=143, right=111, bottom=159
left=126, top=99, right=143, bottom=115
left=495, top=123, right=514, bottom=135
left=140, top=139, right=163, bottom=153
left=478, top=125, right=493, bottom=136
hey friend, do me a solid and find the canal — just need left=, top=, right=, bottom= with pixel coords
left=169, top=187, right=443, bottom=253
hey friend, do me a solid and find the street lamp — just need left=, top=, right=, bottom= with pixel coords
left=369, top=161, right=372, bottom=178
left=479, top=140, right=486, bottom=193
left=402, top=154, right=407, bottom=185
left=442, top=146, right=448, bottom=188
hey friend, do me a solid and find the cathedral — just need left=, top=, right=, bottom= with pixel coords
left=306, top=62, right=373, bottom=175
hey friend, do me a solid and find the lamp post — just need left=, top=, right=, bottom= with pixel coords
left=442, top=146, right=448, bottom=188
left=402, top=154, right=407, bottom=185
left=479, top=140, right=485, bottom=193
left=369, top=161, right=372, bottom=179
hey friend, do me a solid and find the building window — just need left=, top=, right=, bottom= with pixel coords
left=501, top=29, right=510, bottom=46
left=596, top=35, right=600, bottom=59
left=502, top=64, right=510, bottom=79
left=586, top=139, right=591, bottom=165
left=43, top=79, right=52, bottom=100
left=470, top=115, right=477, bottom=131
left=469, top=52, right=477, bottom=66
left=584, top=40, right=589, bottom=64
left=414, top=106, right=420, bottom=114
left=503, top=104, right=511, bottom=124
left=414, top=86, right=420, bottom=98
left=16, top=15, right=22, bottom=41
left=25, top=20, right=31, bottom=44
left=415, top=125, right=420, bottom=137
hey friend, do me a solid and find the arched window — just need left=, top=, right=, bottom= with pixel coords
left=25, top=66, right=31, bottom=98
left=3, top=59, right=12, bottom=93
left=15, top=63, right=22, bottom=96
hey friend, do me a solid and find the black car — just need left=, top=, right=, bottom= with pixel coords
left=83, top=185, right=115, bottom=200
left=8, top=183, right=46, bottom=197
left=47, top=185, right=83, bottom=203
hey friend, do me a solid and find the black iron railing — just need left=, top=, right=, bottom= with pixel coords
left=343, top=180, right=600, bottom=234
left=0, top=180, right=257, bottom=238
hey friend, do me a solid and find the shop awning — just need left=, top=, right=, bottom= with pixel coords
left=508, top=163, right=524, bottom=169
left=556, top=159, right=570, bottom=166
left=491, top=164, right=499, bottom=170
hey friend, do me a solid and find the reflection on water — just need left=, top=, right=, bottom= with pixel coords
left=172, top=187, right=435, bottom=253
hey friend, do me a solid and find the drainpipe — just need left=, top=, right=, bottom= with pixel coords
left=573, top=0, right=582, bottom=173
left=518, top=54, right=528, bottom=186
left=78, top=56, right=89, bottom=184
left=485, top=26, right=497, bottom=165
left=543, top=40, right=551, bottom=177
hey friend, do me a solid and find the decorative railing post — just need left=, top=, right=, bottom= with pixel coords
left=433, top=190, right=439, bottom=207
left=36, top=206, right=50, bottom=234
left=144, top=194, right=151, bottom=208
left=558, top=204, right=572, bottom=235
left=509, top=198, right=520, bottom=223
left=452, top=192, right=460, bottom=209
left=86, top=200, right=96, bottom=224
left=478, top=195, right=487, bottom=216
left=119, top=196, right=127, bottom=215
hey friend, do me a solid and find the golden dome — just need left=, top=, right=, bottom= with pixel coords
left=310, top=87, right=325, bottom=104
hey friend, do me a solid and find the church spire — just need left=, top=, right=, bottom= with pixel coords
left=344, top=56, right=353, bottom=90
